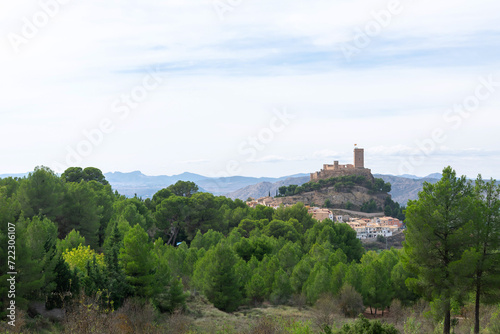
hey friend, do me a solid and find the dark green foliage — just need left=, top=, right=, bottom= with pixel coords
left=277, top=176, right=391, bottom=199
left=167, top=180, right=199, bottom=197
left=360, top=199, right=379, bottom=213
left=160, top=277, right=187, bottom=313
left=403, top=167, right=474, bottom=334
left=383, top=196, right=405, bottom=220
left=60, top=181, right=102, bottom=248
left=17, top=166, right=64, bottom=220
left=6, top=163, right=500, bottom=328
left=104, top=221, right=131, bottom=308
left=62, top=167, right=109, bottom=185
left=46, top=255, right=80, bottom=309
left=263, top=219, right=300, bottom=242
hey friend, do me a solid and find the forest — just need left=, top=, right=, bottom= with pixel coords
left=0, top=166, right=499, bottom=334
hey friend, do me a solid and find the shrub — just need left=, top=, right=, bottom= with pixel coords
left=337, top=314, right=399, bottom=334
left=314, top=294, right=338, bottom=330
left=337, top=285, right=364, bottom=318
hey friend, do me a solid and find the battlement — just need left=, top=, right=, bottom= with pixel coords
left=310, top=147, right=371, bottom=181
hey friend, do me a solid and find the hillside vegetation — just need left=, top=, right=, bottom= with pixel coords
left=0, top=166, right=499, bottom=334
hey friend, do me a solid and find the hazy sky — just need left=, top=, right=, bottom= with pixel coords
left=2, top=0, right=500, bottom=178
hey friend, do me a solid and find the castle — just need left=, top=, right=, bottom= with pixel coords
left=310, top=147, right=373, bottom=181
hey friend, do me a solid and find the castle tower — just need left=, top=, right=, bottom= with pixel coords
left=354, top=147, right=364, bottom=168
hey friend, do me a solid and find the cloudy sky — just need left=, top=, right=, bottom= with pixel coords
left=1, top=0, right=500, bottom=178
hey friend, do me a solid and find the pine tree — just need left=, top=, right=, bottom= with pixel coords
left=119, top=224, right=153, bottom=299
left=403, top=167, right=474, bottom=334
left=195, top=242, right=241, bottom=312
left=104, top=221, right=131, bottom=308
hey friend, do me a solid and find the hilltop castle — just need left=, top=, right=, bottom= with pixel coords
left=310, top=147, right=373, bottom=181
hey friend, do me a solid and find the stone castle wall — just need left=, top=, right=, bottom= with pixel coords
left=310, top=147, right=372, bottom=182
left=310, top=167, right=373, bottom=182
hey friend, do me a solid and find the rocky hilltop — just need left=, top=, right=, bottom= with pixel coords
left=273, top=184, right=389, bottom=210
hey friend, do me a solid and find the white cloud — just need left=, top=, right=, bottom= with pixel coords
left=1, top=0, right=499, bottom=178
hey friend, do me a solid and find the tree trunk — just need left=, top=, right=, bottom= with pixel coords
left=444, top=302, right=451, bottom=334
left=474, top=273, right=482, bottom=334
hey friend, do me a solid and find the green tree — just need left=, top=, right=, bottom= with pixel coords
left=193, top=242, right=242, bottom=312
left=246, top=273, right=267, bottom=304
left=263, top=219, right=300, bottom=243
left=455, top=176, right=500, bottom=334
left=104, top=221, right=131, bottom=308
left=403, top=167, right=474, bottom=334
left=360, top=251, right=392, bottom=315
left=61, top=181, right=102, bottom=248
left=270, top=268, right=293, bottom=304
left=119, top=224, right=153, bottom=298
left=17, top=166, right=64, bottom=220
left=155, top=196, right=192, bottom=245
left=58, top=229, right=86, bottom=252
left=61, top=167, right=84, bottom=183
left=167, top=180, right=199, bottom=197
left=82, top=167, right=109, bottom=185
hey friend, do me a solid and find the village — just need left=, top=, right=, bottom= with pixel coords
left=246, top=146, right=405, bottom=240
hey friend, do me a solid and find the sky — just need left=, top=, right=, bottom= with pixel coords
left=1, top=0, right=500, bottom=179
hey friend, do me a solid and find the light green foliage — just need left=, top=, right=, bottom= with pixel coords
left=391, top=261, right=418, bottom=306
left=119, top=224, right=153, bottom=298
left=58, top=229, right=86, bottom=252
left=337, top=314, right=399, bottom=334
left=246, top=273, right=267, bottom=303
left=304, top=263, right=331, bottom=304
left=193, top=242, right=242, bottom=312
left=150, top=238, right=187, bottom=313
left=191, top=229, right=224, bottom=250
left=360, top=251, right=393, bottom=314
left=273, top=202, right=314, bottom=232
left=264, top=219, right=301, bottom=242
left=277, top=241, right=303, bottom=274
left=305, top=220, right=364, bottom=263
left=291, top=256, right=314, bottom=294
left=63, top=244, right=106, bottom=272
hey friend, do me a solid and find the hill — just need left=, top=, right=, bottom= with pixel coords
left=227, top=173, right=444, bottom=206
left=103, top=171, right=310, bottom=198
left=373, top=174, right=441, bottom=205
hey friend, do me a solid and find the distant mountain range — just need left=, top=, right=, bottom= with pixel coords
left=0, top=170, right=443, bottom=205
left=225, top=173, right=443, bottom=206
left=103, top=170, right=443, bottom=205
left=103, top=171, right=310, bottom=198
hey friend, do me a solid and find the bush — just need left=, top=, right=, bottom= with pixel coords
left=314, top=294, right=338, bottom=330
left=337, top=285, right=364, bottom=318
left=337, top=314, right=399, bottom=334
